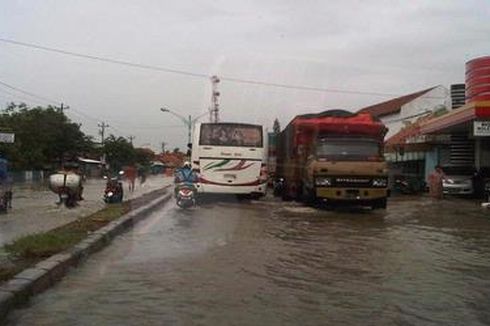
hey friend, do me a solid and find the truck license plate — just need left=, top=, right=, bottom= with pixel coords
left=346, top=189, right=360, bottom=198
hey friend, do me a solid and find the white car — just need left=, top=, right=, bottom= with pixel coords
left=442, top=166, right=474, bottom=196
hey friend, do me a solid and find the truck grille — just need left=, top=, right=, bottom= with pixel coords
left=332, top=177, right=373, bottom=188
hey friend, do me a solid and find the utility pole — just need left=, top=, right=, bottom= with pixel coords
left=187, top=115, right=192, bottom=145
left=98, top=122, right=109, bottom=144
left=209, top=75, right=220, bottom=123
left=161, top=141, right=166, bottom=153
left=58, top=103, right=69, bottom=169
left=59, top=103, right=69, bottom=114
left=128, top=135, right=135, bottom=145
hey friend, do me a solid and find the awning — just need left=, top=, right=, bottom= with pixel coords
left=420, top=101, right=490, bottom=134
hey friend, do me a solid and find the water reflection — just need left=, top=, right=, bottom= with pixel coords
left=8, top=196, right=490, bottom=325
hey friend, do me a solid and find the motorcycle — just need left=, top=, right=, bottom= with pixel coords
left=175, top=182, right=196, bottom=209
left=393, top=176, right=425, bottom=195
left=273, top=177, right=285, bottom=197
left=57, top=187, right=79, bottom=208
left=104, top=172, right=124, bottom=204
left=0, top=185, right=12, bottom=213
left=49, top=173, right=82, bottom=208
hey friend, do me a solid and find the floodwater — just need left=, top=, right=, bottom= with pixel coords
left=0, top=176, right=171, bottom=246
left=7, top=195, right=490, bottom=325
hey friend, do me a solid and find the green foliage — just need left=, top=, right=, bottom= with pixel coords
left=0, top=103, right=93, bottom=170
left=433, top=106, right=448, bottom=117
left=103, top=135, right=136, bottom=172
left=134, top=147, right=155, bottom=167
left=5, top=232, right=86, bottom=258
left=4, top=204, right=125, bottom=260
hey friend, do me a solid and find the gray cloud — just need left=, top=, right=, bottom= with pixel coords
left=0, top=0, right=489, bottom=150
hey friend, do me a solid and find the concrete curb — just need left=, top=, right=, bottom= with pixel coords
left=0, top=190, right=172, bottom=321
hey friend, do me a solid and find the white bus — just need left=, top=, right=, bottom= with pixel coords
left=191, top=122, right=268, bottom=196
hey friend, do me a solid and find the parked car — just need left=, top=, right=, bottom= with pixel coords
left=441, top=166, right=475, bottom=196
left=485, top=180, right=490, bottom=202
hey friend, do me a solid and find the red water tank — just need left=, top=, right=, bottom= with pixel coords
left=466, top=56, right=490, bottom=103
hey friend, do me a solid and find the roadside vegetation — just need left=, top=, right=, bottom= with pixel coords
left=0, top=102, right=155, bottom=173
left=0, top=187, right=166, bottom=283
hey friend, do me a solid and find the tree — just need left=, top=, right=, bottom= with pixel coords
left=102, top=135, right=135, bottom=172
left=173, top=147, right=180, bottom=154
left=273, top=118, right=281, bottom=133
left=134, top=147, right=155, bottom=167
left=0, top=103, right=92, bottom=170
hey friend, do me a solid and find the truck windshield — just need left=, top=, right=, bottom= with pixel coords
left=316, top=138, right=380, bottom=159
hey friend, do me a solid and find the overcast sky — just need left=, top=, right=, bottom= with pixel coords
left=1, top=0, right=489, bottom=151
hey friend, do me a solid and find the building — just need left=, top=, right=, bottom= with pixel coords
left=450, top=84, right=466, bottom=109
left=358, top=86, right=450, bottom=139
left=420, top=101, right=490, bottom=171
left=372, top=56, right=490, bottom=191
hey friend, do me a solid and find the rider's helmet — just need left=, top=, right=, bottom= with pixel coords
left=183, top=161, right=191, bottom=169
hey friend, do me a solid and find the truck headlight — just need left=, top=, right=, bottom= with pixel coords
left=372, top=178, right=387, bottom=187
left=315, top=177, right=332, bottom=186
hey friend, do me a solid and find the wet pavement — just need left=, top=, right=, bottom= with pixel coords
left=6, top=195, right=490, bottom=325
left=0, top=176, right=172, bottom=246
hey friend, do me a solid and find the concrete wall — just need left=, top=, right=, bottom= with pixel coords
left=382, top=85, right=450, bottom=139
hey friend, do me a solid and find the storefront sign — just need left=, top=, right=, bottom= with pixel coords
left=0, top=132, right=15, bottom=143
left=406, top=134, right=450, bottom=144
left=474, top=121, right=490, bottom=136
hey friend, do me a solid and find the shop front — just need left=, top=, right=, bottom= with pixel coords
left=420, top=101, right=490, bottom=173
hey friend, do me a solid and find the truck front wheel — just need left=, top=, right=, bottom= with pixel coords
left=372, top=198, right=387, bottom=210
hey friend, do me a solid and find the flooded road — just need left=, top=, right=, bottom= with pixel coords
left=7, top=196, right=490, bottom=325
left=0, top=176, right=171, bottom=246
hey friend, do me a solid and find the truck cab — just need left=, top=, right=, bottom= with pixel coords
left=303, top=136, right=388, bottom=208
left=276, top=109, right=389, bottom=209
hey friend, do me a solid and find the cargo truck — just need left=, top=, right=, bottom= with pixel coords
left=276, top=110, right=388, bottom=209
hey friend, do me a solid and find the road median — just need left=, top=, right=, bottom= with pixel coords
left=0, top=185, right=172, bottom=321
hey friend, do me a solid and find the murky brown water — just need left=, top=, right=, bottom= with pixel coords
left=8, top=196, right=490, bottom=325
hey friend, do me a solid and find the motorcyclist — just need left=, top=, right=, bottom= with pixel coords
left=104, top=170, right=124, bottom=203
left=57, top=162, right=84, bottom=204
left=174, top=161, right=198, bottom=197
left=0, top=155, right=12, bottom=210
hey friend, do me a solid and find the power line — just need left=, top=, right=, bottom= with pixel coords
left=0, top=79, right=60, bottom=105
left=220, top=76, right=403, bottom=98
left=0, top=88, right=52, bottom=106
left=0, top=78, right=201, bottom=139
left=0, top=37, right=428, bottom=98
left=0, top=78, right=131, bottom=139
left=0, top=38, right=208, bottom=79
left=0, top=78, right=109, bottom=123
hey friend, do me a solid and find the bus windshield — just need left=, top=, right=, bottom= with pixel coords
left=316, top=138, right=381, bottom=159
left=199, top=123, right=263, bottom=147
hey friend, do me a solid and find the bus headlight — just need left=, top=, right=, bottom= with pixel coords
left=372, top=178, right=387, bottom=187
left=315, top=177, right=332, bottom=187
